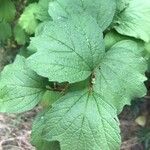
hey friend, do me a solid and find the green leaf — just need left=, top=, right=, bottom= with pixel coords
left=114, top=0, right=150, bottom=42
left=104, top=31, right=144, bottom=51
left=94, top=40, right=147, bottom=113
left=0, top=55, right=47, bottom=113
left=40, top=90, right=62, bottom=108
left=14, top=23, right=28, bottom=45
left=0, top=20, right=12, bottom=42
left=27, top=15, right=105, bottom=83
left=48, top=0, right=116, bottom=31
left=31, top=111, right=60, bottom=150
left=39, top=40, right=146, bottom=150
left=104, top=31, right=129, bottom=50
left=145, top=42, right=150, bottom=54
left=43, top=88, right=121, bottom=150
left=36, top=0, right=52, bottom=21
left=26, top=22, right=46, bottom=54
left=19, top=3, right=39, bottom=34
left=27, top=21, right=52, bottom=55
left=0, top=0, right=16, bottom=22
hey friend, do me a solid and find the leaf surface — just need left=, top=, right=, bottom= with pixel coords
left=19, top=3, right=39, bottom=34
left=48, top=0, right=116, bottom=31
left=114, top=0, right=150, bottom=42
left=0, top=55, right=47, bottom=113
left=43, top=88, right=121, bottom=150
left=39, top=41, right=147, bottom=150
left=27, top=15, right=105, bottom=83
left=94, top=40, right=147, bottom=113
left=104, top=31, right=128, bottom=50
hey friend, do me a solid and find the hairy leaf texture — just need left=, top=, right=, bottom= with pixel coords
left=0, top=56, right=47, bottom=113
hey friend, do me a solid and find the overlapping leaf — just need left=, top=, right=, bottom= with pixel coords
left=104, top=31, right=128, bottom=50
left=0, top=1, right=146, bottom=147
left=114, top=0, right=150, bottom=42
left=94, top=40, right=147, bottom=113
left=25, top=13, right=147, bottom=149
left=27, top=15, right=105, bottom=83
left=31, top=40, right=147, bottom=150
left=43, top=88, right=121, bottom=150
left=0, top=55, right=47, bottom=113
left=48, top=0, right=116, bottom=31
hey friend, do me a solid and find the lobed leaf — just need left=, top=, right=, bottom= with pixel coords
left=27, top=15, right=105, bottom=83
left=43, top=88, right=121, bottom=150
left=0, top=55, right=47, bottom=113
left=36, top=40, right=147, bottom=150
left=104, top=31, right=129, bottom=50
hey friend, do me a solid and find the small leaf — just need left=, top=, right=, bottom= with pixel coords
left=114, top=0, right=150, bottom=42
left=19, top=3, right=39, bottom=34
left=36, top=0, right=53, bottom=21
left=0, top=0, right=16, bottom=22
left=48, top=0, right=116, bottom=31
left=27, top=15, right=105, bottom=83
left=0, top=55, right=47, bottom=113
left=43, top=88, right=121, bottom=150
